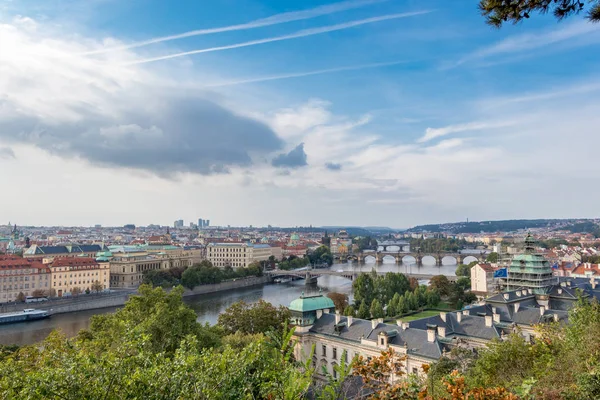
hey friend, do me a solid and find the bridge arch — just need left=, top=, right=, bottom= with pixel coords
left=401, top=255, right=417, bottom=265
left=463, top=255, right=478, bottom=265
left=382, top=255, right=396, bottom=264
left=421, top=255, right=436, bottom=266
left=442, top=255, right=458, bottom=265
left=364, top=255, right=376, bottom=264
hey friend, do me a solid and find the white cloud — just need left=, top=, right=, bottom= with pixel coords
left=418, top=120, right=516, bottom=143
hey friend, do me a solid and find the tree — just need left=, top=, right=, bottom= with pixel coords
left=352, top=273, right=375, bottom=308
left=430, top=275, right=452, bottom=297
left=486, top=252, right=499, bottom=263
left=357, top=301, right=370, bottom=319
left=307, top=245, right=333, bottom=266
left=91, top=280, right=103, bottom=293
left=343, top=305, right=355, bottom=317
left=353, top=348, right=424, bottom=399
left=370, top=299, right=385, bottom=319
left=426, top=289, right=441, bottom=308
left=327, top=292, right=349, bottom=313
left=31, top=289, right=47, bottom=298
left=71, top=287, right=82, bottom=296
left=455, top=263, right=472, bottom=277
left=479, top=0, right=600, bottom=27
left=15, top=292, right=25, bottom=302
left=217, top=300, right=290, bottom=335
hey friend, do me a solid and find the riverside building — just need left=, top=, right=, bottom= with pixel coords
left=0, top=255, right=51, bottom=303
left=206, top=243, right=278, bottom=268
left=49, top=256, right=110, bottom=297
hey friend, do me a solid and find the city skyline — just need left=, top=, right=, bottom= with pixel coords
left=1, top=0, right=600, bottom=227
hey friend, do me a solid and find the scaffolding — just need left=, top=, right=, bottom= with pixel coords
left=506, top=234, right=556, bottom=294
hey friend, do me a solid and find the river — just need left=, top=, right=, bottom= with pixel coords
left=0, top=260, right=458, bottom=346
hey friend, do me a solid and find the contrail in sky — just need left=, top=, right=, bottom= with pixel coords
left=82, top=0, right=387, bottom=55
left=128, top=10, right=432, bottom=65
left=204, top=60, right=412, bottom=87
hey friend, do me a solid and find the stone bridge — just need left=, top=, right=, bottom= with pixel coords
left=267, top=269, right=458, bottom=283
left=353, top=251, right=486, bottom=266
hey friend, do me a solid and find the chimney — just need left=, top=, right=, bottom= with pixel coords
left=347, top=316, right=354, bottom=327
left=539, top=306, right=546, bottom=316
left=492, top=307, right=497, bottom=314
left=437, top=326, right=446, bottom=338
left=440, top=312, right=447, bottom=322
left=456, top=312, right=462, bottom=323
left=378, top=318, right=384, bottom=324
left=462, top=309, right=470, bottom=316
left=335, top=312, right=341, bottom=325
left=371, top=319, right=378, bottom=329
left=396, top=319, right=403, bottom=327
left=427, top=328, right=435, bottom=343
left=316, top=309, right=323, bottom=319
left=553, top=313, right=559, bottom=322
left=591, top=277, right=597, bottom=290
left=514, top=303, right=520, bottom=313
left=493, top=313, right=500, bottom=323
left=485, top=315, right=493, bottom=327
left=402, top=322, right=410, bottom=330
left=558, top=288, right=563, bottom=295
left=323, top=308, right=331, bottom=314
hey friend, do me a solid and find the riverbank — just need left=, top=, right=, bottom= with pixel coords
left=0, top=276, right=272, bottom=316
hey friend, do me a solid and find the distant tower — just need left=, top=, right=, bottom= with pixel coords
left=321, top=231, right=331, bottom=247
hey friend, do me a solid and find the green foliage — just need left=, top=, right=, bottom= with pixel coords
left=217, top=299, right=291, bottom=335
left=327, top=292, right=349, bottom=312
left=0, top=288, right=316, bottom=400
left=343, top=305, right=355, bottom=317
left=486, top=252, right=500, bottom=263
left=352, top=271, right=410, bottom=311
left=357, top=301, right=370, bottom=319
left=455, top=263, right=471, bottom=277
left=307, top=245, right=334, bottom=266
left=409, top=237, right=469, bottom=252
left=180, top=260, right=261, bottom=290
left=369, top=299, right=385, bottom=319
left=279, top=255, right=310, bottom=270
left=479, top=0, right=600, bottom=28
left=429, top=275, right=452, bottom=297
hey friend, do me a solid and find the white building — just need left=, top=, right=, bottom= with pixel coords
left=471, top=263, right=496, bottom=296
left=206, top=243, right=276, bottom=268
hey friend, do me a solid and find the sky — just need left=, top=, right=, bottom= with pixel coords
left=1, top=0, right=600, bottom=228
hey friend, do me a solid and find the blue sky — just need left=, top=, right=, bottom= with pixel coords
left=1, top=0, right=600, bottom=227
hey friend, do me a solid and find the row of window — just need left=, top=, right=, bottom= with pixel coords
left=1, top=275, right=49, bottom=282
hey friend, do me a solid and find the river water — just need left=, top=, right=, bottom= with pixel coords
left=0, top=261, right=458, bottom=346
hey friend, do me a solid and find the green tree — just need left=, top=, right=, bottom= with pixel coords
left=397, top=295, right=408, bottom=314
left=486, top=252, right=499, bottom=263
left=357, top=301, right=370, bottom=319
left=71, top=287, right=82, bottom=296
left=307, top=245, right=333, bottom=266
left=352, top=273, right=375, bottom=308
left=455, top=263, right=472, bottom=277
left=430, top=275, right=452, bottom=297
left=343, top=305, right=355, bottom=317
left=370, top=299, right=385, bottom=319
left=426, top=289, right=441, bottom=308
left=479, top=0, right=600, bottom=27
left=217, top=300, right=290, bottom=335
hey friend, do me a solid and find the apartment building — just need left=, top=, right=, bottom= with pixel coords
left=49, top=257, right=110, bottom=297
left=470, top=263, right=497, bottom=296
left=206, top=243, right=278, bottom=268
left=0, top=255, right=51, bottom=303
left=23, top=244, right=105, bottom=261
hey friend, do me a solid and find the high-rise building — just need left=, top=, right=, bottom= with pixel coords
left=173, top=219, right=184, bottom=228
left=205, top=219, right=210, bottom=227
left=198, top=218, right=204, bottom=228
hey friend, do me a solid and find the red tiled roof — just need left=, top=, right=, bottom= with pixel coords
left=477, top=263, right=496, bottom=272
left=0, top=255, right=48, bottom=271
left=51, top=257, right=99, bottom=267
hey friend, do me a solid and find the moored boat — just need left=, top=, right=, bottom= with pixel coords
left=0, top=308, right=50, bottom=325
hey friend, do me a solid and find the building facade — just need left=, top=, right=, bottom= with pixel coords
left=470, top=263, right=496, bottom=296
left=0, top=255, right=51, bottom=303
left=108, top=245, right=202, bottom=288
left=206, top=243, right=278, bottom=268
left=49, top=257, right=110, bottom=297
left=23, top=244, right=105, bottom=261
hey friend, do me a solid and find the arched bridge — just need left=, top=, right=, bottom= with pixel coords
left=267, top=269, right=458, bottom=283
left=356, top=251, right=487, bottom=266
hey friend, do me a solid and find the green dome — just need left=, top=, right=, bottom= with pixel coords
left=96, top=257, right=110, bottom=262
left=289, top=294, right=334, bottom=312
left=290, top=233, right=300, bottom=241
left=96, top=251, right=113, bottom=258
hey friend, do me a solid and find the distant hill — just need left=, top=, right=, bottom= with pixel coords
left=406, top=219, right=584, bottom=234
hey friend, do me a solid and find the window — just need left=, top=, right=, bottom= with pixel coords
left=332, top=347, right=337, bottom=360
left=322, top=345, right=327, bottom=357
left=412, top=367, right=418, bottom=374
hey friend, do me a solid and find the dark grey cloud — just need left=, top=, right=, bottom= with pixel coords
left=272, top=143, right=308, bottom=168
left=0, top=147, right=15, bottom=160
left=325, top=162, right=342, bottom=171
left=0, top=95, right=283, bottom=176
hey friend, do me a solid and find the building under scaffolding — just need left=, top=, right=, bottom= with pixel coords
left=506, top=234, right=557, bottom=294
